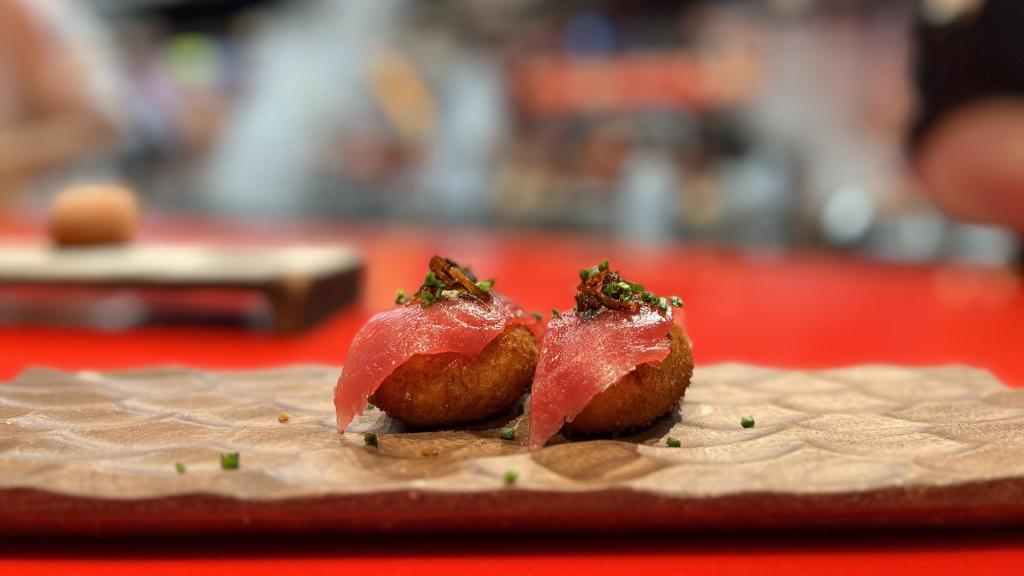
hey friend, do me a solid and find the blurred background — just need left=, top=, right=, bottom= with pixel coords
left=1, top=0, right=1018, bottom=265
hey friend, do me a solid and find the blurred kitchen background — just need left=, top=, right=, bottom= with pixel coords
left=0, top=0, right=1018, bottom=265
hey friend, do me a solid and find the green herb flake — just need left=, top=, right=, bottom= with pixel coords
left=579, top=268, right=593, bottom=281
left=395, top=289, right=411, bottom=305
left=220, top=452, right=240, bottom=470
left=551, top=308, right=562, bottom=318
left=669, top=295, right=683, bottom=308
left=503, top=469, right=519, bottom=486
left=629, top=282, right=645, bottom=293
left=364, top=432, right=379, bottom=447
left=666, top=437, right=682, bottom=448
left=531, top=311, right=542, bottom=321
left=175, top=462, right=187, bottom=474
left=598, top=259, right=610, bottom=272
left=658, top=297, right=669, bottom=312
left=741, top=415, right=755, bottom=429
left=366, top=402, right=376, bottom=410
left=499, top=427, right=516, bottom=441
left=475, top=279, right=494, bottom=293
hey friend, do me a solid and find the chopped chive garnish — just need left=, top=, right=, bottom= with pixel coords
left=503, top=469, right=519, bottom=486
left=531, top=311, right=542, bottom=321
left=395, top=289, right=411, bottom=305
left=175, top=462, right=187, bottom=474
left=220, top=452, right=239, bottom=470
left=666, top=437, right=682, bottom=448
left=499, top=427, right=516, bottom=441
left=551, top=308, right=562, bottom=318
left=364, top=432, right=379, bottom=447
left=399, top=257, right=496, bottom=308
left=575, top=259, right=685, bottom=319
left=741, top=415, right=755, bottom=428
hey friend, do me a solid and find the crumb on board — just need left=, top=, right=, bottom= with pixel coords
left=421, top=446, right=441, bottom=457
left=277, top=412, right=290, bottom=423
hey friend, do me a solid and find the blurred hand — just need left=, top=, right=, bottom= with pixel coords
left=916, top=99, right=1024, bottom=232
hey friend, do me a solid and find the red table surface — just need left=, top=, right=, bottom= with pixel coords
left=2, top=217, right=1023, bottom=575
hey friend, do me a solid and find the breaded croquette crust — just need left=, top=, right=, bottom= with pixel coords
left=371, top=324, right=538, bottom=427
left=564, top=325, right=692, bottom=435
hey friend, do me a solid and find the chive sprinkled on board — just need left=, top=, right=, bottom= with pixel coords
left=175, top=462, right=187, bottom=474
left=503, top=469, right=519, bottom=486
left=499, top=427, right=516, bottom=441
left=666, top=437, right=682, bottom=448
left=741, top=415, right=755, bottom=428
left=364, top=432, right=379, bottom=447
left=220, top=452, right=239, bottom=470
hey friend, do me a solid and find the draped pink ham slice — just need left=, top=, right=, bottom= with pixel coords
left=528, top=306, right=674, bottom=450
left=334, top=293, right=541, bottom=432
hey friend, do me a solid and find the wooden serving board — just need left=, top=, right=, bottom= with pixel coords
left=2, top=364, right=1024, bottom=535
left=0, top=244, right=363, bottom=333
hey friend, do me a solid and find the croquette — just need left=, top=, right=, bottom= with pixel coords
left=370, top=324, right=539, bottom=427
left=564, top=325, right=692, bottom=436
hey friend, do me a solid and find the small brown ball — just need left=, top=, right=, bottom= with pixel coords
left=371, top=324, right=539, bottom=428
left=48, top=184, right=139, bottom=247
left=564, top=324, right=693, bottom=436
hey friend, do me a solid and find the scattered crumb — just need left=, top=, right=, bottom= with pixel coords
left=277, top=412, right=290, bottom=424
left=421, top=446, right=440, bottom=457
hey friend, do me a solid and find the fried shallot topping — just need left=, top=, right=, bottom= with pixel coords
left=395, top=256, right=494, bottom=308
left=573, top=259, right=683, bottom=320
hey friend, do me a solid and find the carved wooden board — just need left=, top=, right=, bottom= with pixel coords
left=2, top=364, right=1024, bottom=535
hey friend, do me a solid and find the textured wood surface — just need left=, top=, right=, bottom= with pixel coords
left=2, top=364, right=1024, bottom=535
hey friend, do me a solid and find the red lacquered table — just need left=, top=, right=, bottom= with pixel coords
left=2, top=217, right=1023, bottom=575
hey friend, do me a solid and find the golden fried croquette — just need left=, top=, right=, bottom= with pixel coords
left=371, top=324, right=538, bottom=427
left=564, top=325, right=692, bottom=436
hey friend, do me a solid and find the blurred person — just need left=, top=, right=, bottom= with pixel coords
left=203, top=0, right=413, bottom=217
left=913, top=0, right=1024, bottom=233
left=0, top=0, right=122, bottom=209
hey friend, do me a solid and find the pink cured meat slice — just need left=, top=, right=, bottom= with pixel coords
left=334, top=294, right=540, bottom=431
left=528, top=307, right=674, bottom=450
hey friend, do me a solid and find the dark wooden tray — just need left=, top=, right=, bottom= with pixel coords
left=2, top=364, right=1023, bottom=535
left=0, top=244, right=363, bottom=332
